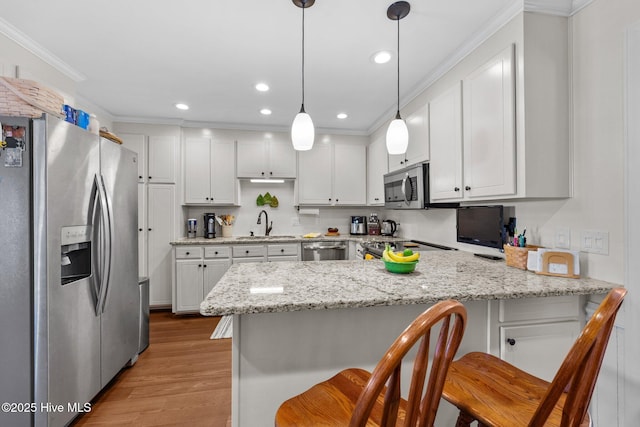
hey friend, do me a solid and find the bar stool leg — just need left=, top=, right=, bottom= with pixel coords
left=454, top=411, right=476, bottom=427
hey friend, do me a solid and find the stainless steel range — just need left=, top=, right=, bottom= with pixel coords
left=361, top=239, right=456, bottom=259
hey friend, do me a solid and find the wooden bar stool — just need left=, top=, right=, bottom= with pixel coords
left=275, top=300, right=467, bottom=427
left=442, top=287, right=626, bottom=427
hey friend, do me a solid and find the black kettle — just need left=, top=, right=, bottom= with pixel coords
left=381, top=220, right=397, bottom=236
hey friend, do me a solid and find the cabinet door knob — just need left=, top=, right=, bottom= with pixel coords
left=139, top=175, right=143, bottom=179
left=245, top=250, right=249, bottom=254
left=215, top=251, right=219, bottom=255
left=261, top=171, right=265, bottom=176
left=269, top=171, right=273, bottom=176
left=186, top=252, right=190, bottom=255
left=148, top=228, right=152, bottom=231
left=280, top=249, right=284, bottom=253
left=139, top=228, right=143, bottom=231
left=506, top=338, right=516, bottom=346
left=203, top=264, right=207, bottom=268
left=198, top=264, right=202, bottom=267
left=148, top=176, right=152, bottom=179
left=465, top=186, right=471, bottom=191
left=454, top=187, right=460, bottom=192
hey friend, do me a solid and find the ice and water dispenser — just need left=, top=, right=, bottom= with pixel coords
left=60, top=225, right=92, bottom=285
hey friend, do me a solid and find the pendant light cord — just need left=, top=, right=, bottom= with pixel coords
left=301, top=4, right=306, bottom=112
left=396, top=16, right=401, bottom=118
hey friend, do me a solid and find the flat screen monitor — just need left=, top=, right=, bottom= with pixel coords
left=456, top=205, right=504, bottom=249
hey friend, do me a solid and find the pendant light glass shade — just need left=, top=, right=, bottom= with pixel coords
left=386, top=1, right=411, bottom=155
left=291, top=109, right=315, bottom=151
left=291, top=0, right=315, bottom=151
left=386, top=115, right=409, bottom=155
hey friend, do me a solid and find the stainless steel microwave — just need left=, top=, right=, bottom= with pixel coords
left=383, top=163, right=458, bottom=209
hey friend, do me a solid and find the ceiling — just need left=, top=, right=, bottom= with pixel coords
left=0, top=0, right=577, bottom=134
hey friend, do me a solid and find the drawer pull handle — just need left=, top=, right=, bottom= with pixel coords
left=215, top=251, right=219, bottom=255
left=245, top=250, right=250, bottom=254
left=280, top=249, right=284, bottom=253
left=506, top=338, right=516, bottom=346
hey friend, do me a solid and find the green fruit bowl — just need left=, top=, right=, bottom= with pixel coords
left=383, top=259, right=419, bottom=274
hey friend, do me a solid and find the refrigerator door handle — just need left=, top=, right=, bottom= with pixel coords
left=95, top=174, right=113, bottom=314
left=89, top=174, right=102, bottom=314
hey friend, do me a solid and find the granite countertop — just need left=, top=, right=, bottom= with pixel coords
left=200, top=251, right=618, bottom=316
left=171, top=234, right=402, bottom=245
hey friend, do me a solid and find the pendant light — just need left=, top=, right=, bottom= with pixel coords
left=291, top=0, right=315, bottom=151
left=386, top=1, right=410, bottom=155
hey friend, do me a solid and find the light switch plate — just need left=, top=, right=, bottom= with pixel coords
left=555, top=226, right=571, bottom=249
left=580, top=230, right=609, bottom=255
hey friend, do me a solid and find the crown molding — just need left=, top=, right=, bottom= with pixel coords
left=112, top=116, right=368, bottom=136
left=524, top=0, right=594, bottom=16
left=0, top=16, right=86, bottom=82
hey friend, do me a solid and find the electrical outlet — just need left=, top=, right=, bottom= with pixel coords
left=555, top=226, right=571, bottom=249
left=580, top=230, right=609, bottom=255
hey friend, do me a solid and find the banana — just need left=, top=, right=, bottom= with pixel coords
left=386, top=248, right=420, bottom=263
left=382, top=246, right=393, bottom=262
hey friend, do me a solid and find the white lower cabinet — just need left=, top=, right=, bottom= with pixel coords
left=490, top=295, right=583, bottom=382
left=267, top=244, right=300, bottom=261
left=232, top=245, right=267, bottom=263
left=174, top=246, right=231, bottom=313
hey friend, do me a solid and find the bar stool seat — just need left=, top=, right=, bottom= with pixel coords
left=442, top=287, right=626, bottom=427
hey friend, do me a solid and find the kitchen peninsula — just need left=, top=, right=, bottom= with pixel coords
left=201, top=251, right=617, bottom=427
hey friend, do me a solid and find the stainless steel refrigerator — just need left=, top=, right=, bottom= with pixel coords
left=0, top=115, right=139, bottom=427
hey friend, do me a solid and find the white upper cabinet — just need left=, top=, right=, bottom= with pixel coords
left=237, top=135, right=297, bottom=179
left=388, top=104, right=430, bottom=171
left=463, top=45, right=516, bottom=199
left=298, top=140, right=367, bottom=206
left=297, top=142, right=333, bottom=205
left=148, top=136, right=177, bottom=184
left=427, top=12, right=571, bottom=202
left=429, top=81, right=463, bottom=201
left=334, top=143, right=367, bottom=205
left=184, top=137, right=236, bottom=205
left=121, top=133, right=177, bottom=184
left=367, top=135, right=388, bottom=205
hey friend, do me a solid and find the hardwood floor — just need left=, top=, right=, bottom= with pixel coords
left=71, top=311, right=231, bottom=427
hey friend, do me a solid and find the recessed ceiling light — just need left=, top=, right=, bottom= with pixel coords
left=255, top=83, right=270, bottom=92
left=260, top=108, right=272, bottom=115
left=372, top=51, right=392, bottom=64
left=337, top=113, right=348, bottom=119
left=175, top=103, right=189, bottom=110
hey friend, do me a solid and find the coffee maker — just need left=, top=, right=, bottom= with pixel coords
left=350, top=216, right=367, bottom=235
left=204, top=213, right=216, bottom=238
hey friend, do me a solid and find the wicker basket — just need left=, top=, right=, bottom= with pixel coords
left=503, top=244, right=541, bottom=270
left=0, top=77, right=64, bottom=118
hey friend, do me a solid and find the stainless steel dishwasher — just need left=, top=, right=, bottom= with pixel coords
left=301, top=240, right=348, bottom=261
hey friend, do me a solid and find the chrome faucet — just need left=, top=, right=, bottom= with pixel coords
left=257, top=209, right=273, bottom=236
